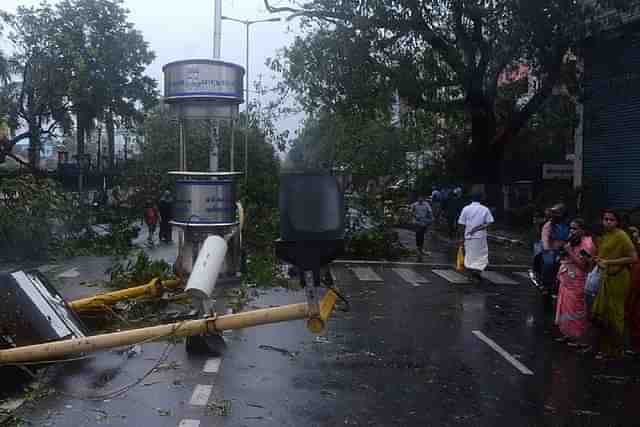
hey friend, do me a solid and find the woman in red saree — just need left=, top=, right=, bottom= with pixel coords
left=555, top=218, right=596, bottom=343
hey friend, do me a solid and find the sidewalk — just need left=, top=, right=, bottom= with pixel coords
left=393, top=222, right=530, bottom=267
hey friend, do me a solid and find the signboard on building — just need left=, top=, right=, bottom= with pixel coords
left=543, top=163, right=574, bottom=180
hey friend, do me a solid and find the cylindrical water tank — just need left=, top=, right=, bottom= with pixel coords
left=174, top=179, right=236, bottom=224
left=163, top=59, right=244, bottom=103
left=170, top=171, right=241, bottom=225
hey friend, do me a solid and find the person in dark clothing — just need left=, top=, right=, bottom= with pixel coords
left=446, top=188, right=465, bottom=239
left=411, top=195, right=433, bottom=255
left=158, top=190, right=173, bottom=243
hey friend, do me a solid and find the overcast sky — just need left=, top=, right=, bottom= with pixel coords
left=2, top=0, right=304, bottom=139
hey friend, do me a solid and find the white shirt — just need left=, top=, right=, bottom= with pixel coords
left=458, top=202, right=494, bottom=240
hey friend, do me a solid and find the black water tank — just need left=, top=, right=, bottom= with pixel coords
left=279, top=174, right=344, bottom=241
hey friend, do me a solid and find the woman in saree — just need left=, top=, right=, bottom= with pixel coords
left=555, top=218, right=596, bottom=344
left=592, top=210, right=638, bottom=359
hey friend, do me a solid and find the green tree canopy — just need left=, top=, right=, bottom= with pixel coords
left=54, top=0, right=157, bottom=157
left=266, top=0, right=621, bottom=191
left=0, top=0, right=157, bottom=169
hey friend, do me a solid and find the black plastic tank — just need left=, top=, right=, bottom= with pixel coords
left=279, top=173, right=345, bottom=241
left=276, top=174, right=345, bottom=271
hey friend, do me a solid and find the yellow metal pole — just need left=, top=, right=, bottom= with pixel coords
left=0, top=303, right=309, bottom=364
left=0, top=288, right=340, bottom=365
left=68, top=278, right=182, bottom=312
left=306, top=289, right=338, bottom=334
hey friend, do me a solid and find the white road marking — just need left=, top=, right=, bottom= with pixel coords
left=350, top=267, right=383, bottom=282
left=392, top=268, right=429, bottom=284
left=189, top=384, right=213, bottom=406
left=36, top=264, right=60, bottom=273
left=481, top=271, right=518, bottom=285
left=178, top=420, right=201, bottom=427
left=203, top=357, right=222, bottom=374
left=472, top=330, right=534, bottom=376
left=431, top=269, right=470, bottom=284
left=56, top=267, right=80, bottom=279
left=329, top=267, right=338, bottom=284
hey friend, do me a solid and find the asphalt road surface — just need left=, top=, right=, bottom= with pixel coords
left=3, top=226, right=640, bottom=427
left=5, top=258, right=640, bottom=427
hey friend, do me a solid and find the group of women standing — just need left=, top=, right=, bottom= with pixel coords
left=554, top=209, right=640, bottom=359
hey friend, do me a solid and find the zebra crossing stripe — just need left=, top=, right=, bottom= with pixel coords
left=189, top=384, right=213, bottom=406
left=481, top=271, right=518, bottom=285
left=432, top=269, right=470, bottom=284
left=350, top=267, right=383, bottom=282
left=203, top=357, right=222, bottom=374
left=178, top=420, right=200, bottom=427
left=392, top=268, right=430, bottom=284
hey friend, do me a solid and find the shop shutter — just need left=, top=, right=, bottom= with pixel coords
left=583, top=28, right=640, bottom=210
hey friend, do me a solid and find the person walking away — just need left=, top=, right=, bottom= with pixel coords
left=431, top=187, right=442, bottom=222
left=446, top=188, right=464, bottom=239
left=540, top=204, right=570, bottom=295
left=554, top=218, right=596, bottom=345
left=625, top=226, right=640, bottom=355
left=143, top=200, right=160, bottom=245
left=411, top=195, right=433, bottom=255
left=158, top=190, right=173, bottom=243
left=458, top=193, right=494, bottom=282
left=592, top=209, right=638, bottom=359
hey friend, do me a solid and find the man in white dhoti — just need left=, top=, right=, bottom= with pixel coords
left=458, top=193, right=494, bottom=282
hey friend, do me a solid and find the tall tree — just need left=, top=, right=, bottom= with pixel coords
left=54, top=0, right=157, bottom=163
left=266, top=0, right=619, bottom=200
left=2, top=4, right=71, bottom=170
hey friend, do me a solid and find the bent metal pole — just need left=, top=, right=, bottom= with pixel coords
left=0, top=303, right=309, bottom=365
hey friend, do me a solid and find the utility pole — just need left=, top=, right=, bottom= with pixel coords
left=220, top=15, right=281, bottom=183
left=213, top=0, right=221, bottom=59
left=211, top=0, right=222, bottom=172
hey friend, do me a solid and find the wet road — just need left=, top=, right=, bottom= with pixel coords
left=4, top=232, right=640, bottom=426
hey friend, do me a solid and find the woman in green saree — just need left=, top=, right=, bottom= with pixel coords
left=593, top=210, right=638, bottom=358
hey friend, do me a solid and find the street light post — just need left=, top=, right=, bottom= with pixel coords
left=221, top=15, right=280, bottom=184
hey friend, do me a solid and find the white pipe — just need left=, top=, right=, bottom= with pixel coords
left=185, top=235, right=228, bottom=300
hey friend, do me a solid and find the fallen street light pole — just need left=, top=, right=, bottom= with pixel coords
left=68, top=278, right=182, bottom=313
left=0, top=290, right=337, bottom=365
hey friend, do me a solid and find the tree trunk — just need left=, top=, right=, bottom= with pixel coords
left=106, top=112, right=115, bottom=169
left=76, top=113, right=86, bottom=156
left=468, top=102, right=504, bottom=213
left=27, top=121, right=40, bottom=171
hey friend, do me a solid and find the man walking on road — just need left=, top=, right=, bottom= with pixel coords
left=446, top=188, right=465, bottom=239
left=158, top=190, right=173, bottom=243
left=458, top=193, right=494, bottom=282
left=411, top=195, right=433, bottom=255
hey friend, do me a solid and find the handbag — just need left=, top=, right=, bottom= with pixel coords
left=585, top=266, right=601, bottom=296
left=456, top=245, right=465, bottom=272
